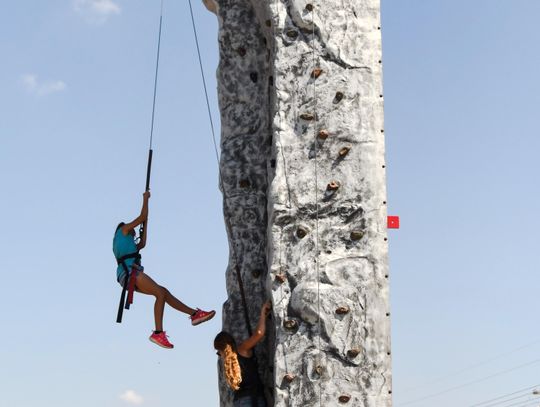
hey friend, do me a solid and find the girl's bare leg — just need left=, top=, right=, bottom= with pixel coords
left=163, top=288, right=196, bottom=315
left=135, top=273, right=166, bottom=331
left=135, top=273, right=196, bottom=331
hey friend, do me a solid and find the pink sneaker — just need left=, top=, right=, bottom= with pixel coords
left=190, top=308, right=216, bottom=326
left=149, top=331, right=174, bottom=349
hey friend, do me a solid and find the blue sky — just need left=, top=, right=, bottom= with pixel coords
left=0, top=1, right=539, bottom=406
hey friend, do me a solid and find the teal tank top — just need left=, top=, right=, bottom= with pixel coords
left=113, top=228, right=139, bottom=280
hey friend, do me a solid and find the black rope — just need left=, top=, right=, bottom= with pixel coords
left=187, top=0, right=253, bottom=336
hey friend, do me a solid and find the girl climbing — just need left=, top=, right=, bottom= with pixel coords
left=113, top=190, right=215, bottom=349
left=214, top=301, right=272, bottom=407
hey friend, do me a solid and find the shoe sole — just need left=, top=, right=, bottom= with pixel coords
left=149, top=337, right=174, bottom=349
left=191, top=310, right=216, bottom=326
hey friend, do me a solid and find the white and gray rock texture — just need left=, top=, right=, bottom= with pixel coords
left=209, top=1, right=391, bottom=406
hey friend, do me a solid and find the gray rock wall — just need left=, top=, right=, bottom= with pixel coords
left=210, top=1, right=391, bottom=406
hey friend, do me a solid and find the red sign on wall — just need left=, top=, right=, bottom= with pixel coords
left=387, top=216, right=400, bottom=229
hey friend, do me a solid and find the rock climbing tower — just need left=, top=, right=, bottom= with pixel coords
left=205, top=0, right=391, bottom=405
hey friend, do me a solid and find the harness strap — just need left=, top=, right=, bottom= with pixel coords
left=115, top=252, right=141, bottom=323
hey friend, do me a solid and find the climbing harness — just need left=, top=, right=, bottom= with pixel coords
left=187, top=0, right=253, bottom=337
left=115, top=0, right=163, bottom=323
left=115, top=252, right=142, bottom=323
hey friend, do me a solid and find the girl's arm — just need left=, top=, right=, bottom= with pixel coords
left=121, top=191, right=150, bottom=237
left=238, top=301, right=272, bottom=357
left=136, top=219, right=148, bottom=251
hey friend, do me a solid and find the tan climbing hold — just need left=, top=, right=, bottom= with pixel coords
left=296, top=226, right=308, bottom=238
left=339, top=395, right=351, bottom=403
left=318, top=129, right=329, bottom=140
left=327, top=181, right=340, bottom=191
left=347, top=348, right=361, bottom=358
left=239, top=179, right=251, bottom=188
left=284, top=373, right=296, bottom=383
left=286, top=30, right=299, bottom=38
left=314, top=365, right=324, bottom=375
left=311, top=68, right=323, bottom=79
left=300, top=113, right=315, bottom=121
left=338, top=147, right=351, bottom=158
left=305, top=4, right=314, bottom=11
left=275, top=273, right=287, bottom=283
left=335, top=306, right=350, bottom=315
left=350, top=230, right=364, bottom=241
left=284, top=319, right=298, bottom=330
left=334, top=91, right=344, bottom=102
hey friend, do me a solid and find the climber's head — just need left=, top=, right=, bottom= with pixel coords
left=214, top=331, right=242, bottom=390
left=214, top=331, right=237, bottom=356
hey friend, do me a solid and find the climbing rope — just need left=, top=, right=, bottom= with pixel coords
left=139, top=0, right=164, bottom=239
left=187, top=0, right=253, bottom=336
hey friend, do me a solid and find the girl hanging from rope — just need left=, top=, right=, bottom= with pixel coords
left=214, top=301, right=272, bottom=407
left=113, top=191, right=215, bottom=349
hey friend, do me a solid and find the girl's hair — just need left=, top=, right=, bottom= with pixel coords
left=214, top=331, right=242, bottom=391
left=116, top=222, right=125, bottom=232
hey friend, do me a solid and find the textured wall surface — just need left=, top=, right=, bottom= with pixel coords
left=209, top=1, right=392, bottom=406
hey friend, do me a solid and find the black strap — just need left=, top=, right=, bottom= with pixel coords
left=116, top=252, right=141, bottom=265
left=115, top=252, right=141, bottom=323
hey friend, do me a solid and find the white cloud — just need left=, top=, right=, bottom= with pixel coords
left=119, top=390, right=144, bottom=405
left=74, top=0, right=121, bottom=24
left=21, top=74, right=67, bottom=96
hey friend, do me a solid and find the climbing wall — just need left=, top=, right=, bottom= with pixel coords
left=208, top=0, right=391, bottom=405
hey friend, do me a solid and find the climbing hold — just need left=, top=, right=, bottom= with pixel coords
left=382, top=164, right=386, bottom=168
left=339, top=395, right=351, bottom=403
left=284, top=373, right=296, bottom=383
left=379, top=94, right=383, bottom=98
left=318, top=129, right=329, bottom=140
left=350, top=230, right=364, bottom=241
left=237, top=47, right=247, bottom=57
left=270, top=159, right=276, bottom=168
left=250, top=72, right=258, bottom=83
left=384, top=237, right=388, bottom=241
left=387, top=216, right=400, bottom=229
left=314, top=365, right=324, bottom=375
left=239, top=179, right=251, bottom=188
left=305, top=3, right=314, bottom=11
left=286, top=29, right=299, bottom=39
left=327, top=181, right=340, bottom=191
left=338, top=147, right=351, bottom=158
left=296, top=226, right=308, bottom=239
left=300, top=113, right=315, bottom=121
left=311, top=68, right=323, bottom=79
left=378, top=60, right=382, bottom=64
left=275, top=273, right=287, bottom=283
left=386, top=312, right=390, bottom=317
left=269, top=76, right=274, bottom=87
left=335, top=306, right=350, bottom=315
left=380, top=129, right=385, bottom=133
left=284, top=319, right=298, bottom=330
left=265, top=19, right=272, bottom=27
left=252, top=270, right=261, bottom=278
left=334, top=91, right=344, bottom=103
left=347, top=349, right=361, bottom=358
